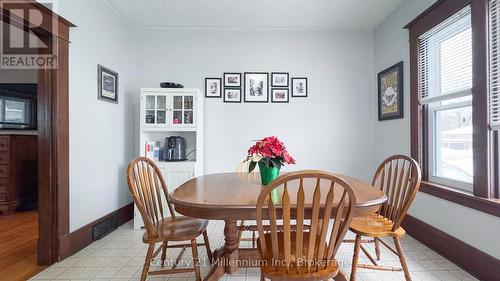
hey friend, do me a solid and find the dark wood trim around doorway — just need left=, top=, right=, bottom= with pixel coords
left=0, top=0, right=75, bottom=266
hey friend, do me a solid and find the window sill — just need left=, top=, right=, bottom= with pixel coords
left=419, top=181, right=500, bottom=217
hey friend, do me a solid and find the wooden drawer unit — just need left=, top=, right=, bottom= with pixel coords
left=0, top=135, right=37, bottom=215
left=0, top=137, right=9, bottom=151
left=0, top=151, right=9, bottom=164
left=0, top=165, right=8, bottom=178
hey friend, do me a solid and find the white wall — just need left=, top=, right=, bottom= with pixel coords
left=373, top=0, right=500, bottom=259
left=58, top=0, right=136, bottom=231
left=0, top=69, right=37, bottom=83
left=134, top=29, right=375, bottom=181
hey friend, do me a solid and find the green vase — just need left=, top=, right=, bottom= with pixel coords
left=258, top=161, right=280, bottom=185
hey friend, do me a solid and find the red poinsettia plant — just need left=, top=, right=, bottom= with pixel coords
left=245, top=136, right=296, bottom=172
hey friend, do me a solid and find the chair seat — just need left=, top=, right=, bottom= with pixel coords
left=143, top=216, right=209, bottom=243
left=349, top=214, right=405, bottom=238
left=258, top=232, right=340, bottom=280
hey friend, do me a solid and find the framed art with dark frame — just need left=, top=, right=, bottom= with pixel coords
left=224, top=88, right=242, bottom=103
left=271, top=72, right=289, bottom=87
left=378, top=61, right=403, bottom=121
left=224, top=73, right=241, bottom=87
left=244, top=72, right=269, bottom=103
left=98, top=65, right=118, bottom=103
left=205, top=78, right=222, bottom=98
left=291, top=77, right=308, bottom=97
left=271, top=88, right=289, bottom=103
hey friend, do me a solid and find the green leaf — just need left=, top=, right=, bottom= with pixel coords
left=270, top=158, right=282, bottom=170
left=249, top=161, right=257, bottom=173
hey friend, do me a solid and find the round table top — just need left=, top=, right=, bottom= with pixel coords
left=169, top=172, right=387, bottom=220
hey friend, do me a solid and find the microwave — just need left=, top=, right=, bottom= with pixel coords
left=0, top=84, right=37, bottom=130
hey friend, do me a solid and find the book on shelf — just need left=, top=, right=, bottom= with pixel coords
left=145, top=141, right=162, bottom=161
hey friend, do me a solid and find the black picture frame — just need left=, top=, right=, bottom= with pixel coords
left=378, top=61, right=403, bottom=121
left=97, top=65, right=118, bottom=103
left=224, top=72, right=241, bottom=87
left=291, top=77, right=308, bottom=97
left=205, top=78, right=222, bottom=98
left=223, top=88, right=242, bottom=103
left=271, top=72, right=289, bottom=87
left=271, top=88, right=289, bottom=103
left=244, top=72, right=269, bottom=103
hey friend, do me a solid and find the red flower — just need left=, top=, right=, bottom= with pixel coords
left=246, top=136, right=296, bottom=166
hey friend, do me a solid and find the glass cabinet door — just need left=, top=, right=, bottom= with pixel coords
left=184, top=96, right=194, bottom=125
left=156, top=95, right=167, bottom=124
left=145, top=95, right=156, bottom=124
left=170, top=95, right=195, bottom=126
left=172, top=96, right=183, bottom=125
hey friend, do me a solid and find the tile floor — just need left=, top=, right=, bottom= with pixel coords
left=30, top=220, right=479, bottom=281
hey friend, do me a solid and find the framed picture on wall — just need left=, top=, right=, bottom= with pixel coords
left=205, top=78, right=222, bottom=98
left=224, top=88, right=242, bottom=103
left=271, top=88, right=289, bottom=103
left=97, top=65, right=118, bottom=103
left=291, top=77, right=307, bottom=97
left=244, top=72, right=269, bottom=103
left=378, top=61, right=403, bottom=121
left=224, top=73, right=241, bottom=87
left=271, top=72, right=289, bottom=87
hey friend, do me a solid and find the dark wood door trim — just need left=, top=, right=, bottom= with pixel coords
left=0, top=0, right=74, bottom=265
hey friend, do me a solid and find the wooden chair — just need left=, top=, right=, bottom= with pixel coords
left=236, top=160, right=257, bottom=174
left=127, top=157, right=212, bottom=281
left=256, top=170, right=357, bottom=281
left=348, top=155, right=421, bottom=281
left=236, top=160, right=259, bottom=248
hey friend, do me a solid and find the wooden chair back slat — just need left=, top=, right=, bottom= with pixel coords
left=326, top=190, right=347, bottom=261
left=306, top=179, right=321, bottom=273
left=382, top=160, right=393, bottom=218
left=295, top=179, right=305, bottom=271
left=255, top=171, right=357, bottom=274
left=268, top=194, right=279, bottom=261
left=372, top=156, right=421, bottom=231
left=316, top=182, right=334, bottom=260
left=282, top=184, right=291, bottom=271
left=127, top=157, right=176, bottom=238
left=390, top=161, right=408, bottom=222
left=146, top=164, right=160, bottom=225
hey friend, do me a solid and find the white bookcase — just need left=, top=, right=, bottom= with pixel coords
left=134, top=88, right=204, bottom=229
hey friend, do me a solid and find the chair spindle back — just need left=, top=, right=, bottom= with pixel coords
left=256, top=171, right=357, bottom=273
left=127, top=157, right=176, bottom=237
left=372, top=155, right=421, bottom=231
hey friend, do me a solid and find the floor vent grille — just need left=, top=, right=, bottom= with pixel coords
left=92, top=215, right=117, bottom=241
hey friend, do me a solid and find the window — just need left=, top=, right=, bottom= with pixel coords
left=407, top=0, right=500, bottom=216
left=418, top=6, right=474, bottom=192
left=490, top=0, right=500, bottom=198
left=0, top=96, right=34, bottom=128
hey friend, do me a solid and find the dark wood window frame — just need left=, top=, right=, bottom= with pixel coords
left=406, top=0, right=500, bottom=217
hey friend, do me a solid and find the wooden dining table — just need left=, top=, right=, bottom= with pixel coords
left=169, top=172, right=387, bottom=281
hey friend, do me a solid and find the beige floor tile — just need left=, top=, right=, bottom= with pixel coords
left=30, top=220, right=470, bottom=281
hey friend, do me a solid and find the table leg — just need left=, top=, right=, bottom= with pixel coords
left=203, top=220, right=240, bottom=281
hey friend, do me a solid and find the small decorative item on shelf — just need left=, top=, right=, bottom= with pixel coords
left=245, top=136, right=296, bottom=185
